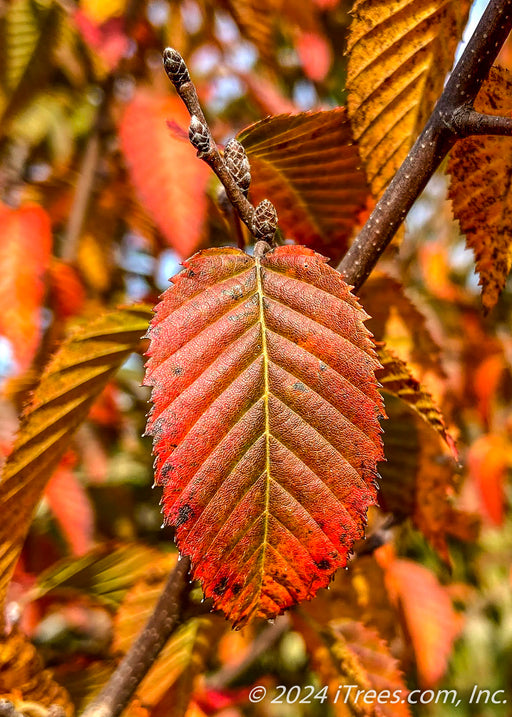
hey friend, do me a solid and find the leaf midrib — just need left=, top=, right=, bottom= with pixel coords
left=255, top=255, right=271, bottom=593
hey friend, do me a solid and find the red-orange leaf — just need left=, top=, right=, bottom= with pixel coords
left=120, top=90, right=210, bottom=258
left=0, top=202, right=52, bottom=372
left=144, top=245, right=384, bottom=626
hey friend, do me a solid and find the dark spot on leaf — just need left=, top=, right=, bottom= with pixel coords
left=176, top=503, right=193, bottom=527
left=187, top=269, right=196, bottom=277
left=173, top=366, right=184, bottom=376
left=223, top=286, right=244, bottom=300
left=315, top=559, right=331, bottom=570
left=232, top=583, right=242, bottom=595
left=213, top=576, right=229, bottom=595
left=160, top=463, right=175, bottom=481
left=319, top=362, right=327, bottom=371
left=293, top=381, right=307, bottom=392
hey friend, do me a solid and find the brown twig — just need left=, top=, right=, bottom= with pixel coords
left=163, top=49, right=277, bottom=244
left=338, top=0, right=512, bottom=290
left=80, top=557, right=191, bottom=717
left=163, top=50, right=255, bottom=230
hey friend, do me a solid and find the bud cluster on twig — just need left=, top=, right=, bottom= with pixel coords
left=162, top=47, right=278, bottom=246
left=224, top=139, right=251, bottom=194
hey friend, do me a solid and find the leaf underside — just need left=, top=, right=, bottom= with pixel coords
left=239, top=110, right=370, bottom=262
left=144, top=245, right=384, bottom=626
left=0, top=305, right=151, bottom=613
left=346, top=0, right=470, bottom=196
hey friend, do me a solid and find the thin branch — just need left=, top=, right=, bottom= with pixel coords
left=61, top=131, right=100, bottom=262
left=80, top=557, right=191, bottom=717
left=206, top=615, right=290, bottom=691
left=338, top=0, right=512, bottom=290
left=163, top=49, right=278, bottom=245
left=452, top=107, right=512, bottom=137
left=163, top=49, right=255, bottom=232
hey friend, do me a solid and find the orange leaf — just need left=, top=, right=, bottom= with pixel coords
left=0, top=629, right=74, bottom=715
left=0, top=202, right=52, bottom=372
left=120, top=91, right=210, bottom=257
left=239, top=110, right=370, bottom=261
left=295, top=612, right=411, bottom=717
left=377, top=547, right=461, bottom=687
left=0, top=305, right=151, bottom=613
left=48, top=259, right=86, bottom=321
left=448, top=66, right=512, bottom=310
left=144, top=245, right=384, bottom=626
left=467, top=434, right=510, bottom=526
left=359, top=274, right=444, bottom=377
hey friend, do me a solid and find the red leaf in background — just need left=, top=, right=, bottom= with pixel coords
left=295, top=31, right=332, bottom=82
left=241, top=73, right=297, bottom=116
left=0, top=202, right=52, bottom=373
left=468, top=434, right=509, bottom=526
left=144, top=245, right=384, bottom=626
left=47, top=260, right=86, bottom=321
left=73, top=11, right=129, bottom=70
left=120, top=91, right=210, bottom=258
left=377, top=546, right=462, bottom=687
left=473, top=354, right=506, bottom=427
left=314, top=0, right=340, bottom=7
left=45, top=453, right=95, bottom=556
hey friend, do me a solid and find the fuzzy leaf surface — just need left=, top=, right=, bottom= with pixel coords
left=346, top=0, right=470, bottom=196
left=0, top=305, right=151, bottom=613
left=239, top=110, right=370, bottom=261
left=448, top=66, right=512, bottom=310
left=144, top=245, right=384, bottom=626
left=120, top=91, right=210, bottom=257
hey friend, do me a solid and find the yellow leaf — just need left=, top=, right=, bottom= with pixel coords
left=0, top=305, right=151, bottom=618
left=346, top=0, right=470, bottom=196
left=448, top=66, right=512, bottom=310
left=81, top=0, right=127, bottom=24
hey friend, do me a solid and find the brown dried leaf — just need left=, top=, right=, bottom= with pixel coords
left=359, top=273, right=443, bottom=376
left=297, top=617, right=411, bottom=717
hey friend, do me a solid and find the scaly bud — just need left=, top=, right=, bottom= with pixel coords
left=189, top=115, right=210, bottom=153
left=252, top=199, right=278, bottom=242
left=224, top=138, right=251, bottom=193
left=163, top=48, right=190, bottom=89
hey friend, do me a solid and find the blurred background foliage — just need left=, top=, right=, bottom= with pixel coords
left=0, top=0, right=511, bottom=715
